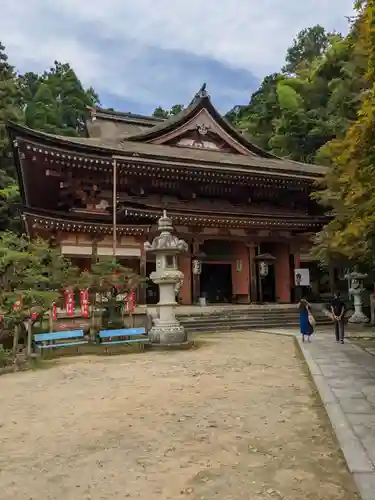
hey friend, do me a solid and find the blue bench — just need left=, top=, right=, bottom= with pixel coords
left=98, top=327, right=149, bottom=346
left=34, top=330, right=87, bottom=350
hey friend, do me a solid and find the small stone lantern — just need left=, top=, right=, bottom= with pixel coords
left=345, top=271, right=369, bottom=324
left=144, top=211, right=189, bottom=345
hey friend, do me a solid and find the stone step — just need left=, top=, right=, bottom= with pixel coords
left=177, top=308, right=327, bottom=318
left=183, top=322, right=295, bottom=333
left=182, top=318, right=332, bottom=333
left=178, top=312, right=328, bottom=321
left=179, top=313, right=329, bottom=324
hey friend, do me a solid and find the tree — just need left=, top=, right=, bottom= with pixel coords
left=17, top=71, right=42, bottom=109
left=0, top=232, right=79, bottom=356
left=282, top=25, right=334, bottom=74
left=76, top=258, right=144, bottom=332
left=152, top=106, right=169, bottom=118
left=225, top=18, right=367, bottom=164
left=25, top=82, right=62, bottom=134
left=152, top=104, right=184, bottom=118
left=313, top=0, right=375, bottom=267
left=0, top=42, right=22, bottom=154
left=24, top=61, right=100, bottom=136
left=0, top=42, right=23, bottom=232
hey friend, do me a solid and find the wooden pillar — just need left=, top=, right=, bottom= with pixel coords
left=247, top=243, right=257, bottom=302
left=293, top=252, right=301, bottom=302
left=274, top=244, right=291, bottom=303
left=192, top=240, right=200, bottom=304
left=138, top=243, right=147, bottom=305
left=179, top=253, right=192, bottom=305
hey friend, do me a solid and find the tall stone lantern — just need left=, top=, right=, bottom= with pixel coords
left=144, top=211, right=189, bottom=345
left=345, top=271, right=369, bottom=323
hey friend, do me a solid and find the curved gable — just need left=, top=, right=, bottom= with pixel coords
left=125, top=86, right=276, bottom=158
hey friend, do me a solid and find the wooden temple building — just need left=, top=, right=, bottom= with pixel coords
left=8, top=85, right=328, bottom=305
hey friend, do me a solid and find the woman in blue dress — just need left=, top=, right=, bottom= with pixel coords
left=299, top=297, right=314, bottom=342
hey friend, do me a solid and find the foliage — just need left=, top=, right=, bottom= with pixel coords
left=0, top=43, right=23, bottom=231
left=0, top=42, right=22, bottom=154
left=0, top=232, right=79, bottom=352
left=312, top=0, right=375, bottom=267
left=77, top=258, right=144, bottom=329
left=0, top=43, right=101, bottom=232
left=282, top=25, right=335, bottom=74
left=226, top=20, right=368, bottom=164
left=23, top=61, right=100, bottom=136
left=152, top=104, right=184, bottom=118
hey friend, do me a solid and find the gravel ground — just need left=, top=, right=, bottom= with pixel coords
left=0, top=332, right=359, bottom=500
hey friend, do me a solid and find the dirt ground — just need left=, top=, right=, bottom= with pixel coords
left=0, top=332, right=359, bottom=500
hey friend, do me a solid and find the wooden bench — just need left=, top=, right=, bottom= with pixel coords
left=98, top=327, right=149, bottom=348
left=34, top=330, right=87, bottom=351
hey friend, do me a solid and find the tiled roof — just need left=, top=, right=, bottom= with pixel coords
left=8, top=123, right=327, bottom=179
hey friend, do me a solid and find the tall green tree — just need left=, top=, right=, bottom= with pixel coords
left=0, top=231, right=79, bottom=355
left=152, top=104, right=184, bottom=118
left=0, top=42, right=23, bottom=232
left=225, top=18, right=366, bottom=164
left=24, top=61, right=100, bottom=136
left=282, top=25, right=334, bottom=74
left=313, top=0, right=375, bottom=267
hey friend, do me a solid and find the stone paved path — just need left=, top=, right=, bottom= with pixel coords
left=298, top=332, right=375, bottom=500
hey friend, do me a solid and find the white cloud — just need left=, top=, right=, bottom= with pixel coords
left=0, top=0, right=355, bottom=109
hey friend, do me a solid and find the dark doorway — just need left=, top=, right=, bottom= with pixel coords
left=146, top=261, right=159, bottom=304
left=260, top=264, right=276, bottom=302
left=200, top=263, right=232, bottom=303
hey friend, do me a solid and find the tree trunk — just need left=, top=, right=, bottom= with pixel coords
left=12, top=325, right=19, bottom=357
left=49, top=306, right=53, bottom=332
left=26, top=320, right=32, bottom=357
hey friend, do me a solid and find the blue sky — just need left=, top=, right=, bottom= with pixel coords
left=1, top=0, right=354, bottom=115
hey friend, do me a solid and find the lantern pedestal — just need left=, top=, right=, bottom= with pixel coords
left=144, top=211, right=189, bottom=345
left=345, top=272, right=369, bottom=324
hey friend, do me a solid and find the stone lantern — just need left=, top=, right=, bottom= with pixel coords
left=144, top=211, right=189, bottom=345
left=345, top=271, right=369, bottom=323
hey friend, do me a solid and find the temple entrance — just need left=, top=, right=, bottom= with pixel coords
left=200, top=263, right=233, bottom=303
left=259, top=264, right=276, bottom=303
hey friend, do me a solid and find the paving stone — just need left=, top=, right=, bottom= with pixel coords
left=297, top=334, right=375, bottom=497
left=347, top=414, right=375, bottom=427
left=362, top=386, right=375, bottom=397
left=339, top=398, right=375, bottom=414
left=332, top=388, right=365, bottom=399
left=352, top=429, right=375, bottom=464
left=353, top=472, right=375, bottom=500
left=311, top=375, right=337, bottom=404
left=366, top=394, right=375, bottom=406
left=325, top=402, right=374, bottom=473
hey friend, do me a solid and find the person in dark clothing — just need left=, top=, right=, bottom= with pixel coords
left=330, top=292, right=346, bottom=344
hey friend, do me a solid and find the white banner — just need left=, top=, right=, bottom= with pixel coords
left=294, top=268, right=310, bottom=287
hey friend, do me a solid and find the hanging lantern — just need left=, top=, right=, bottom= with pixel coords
left=192, top=259, right=202, bottom=275
left=259, top=261, right=269, bottom=277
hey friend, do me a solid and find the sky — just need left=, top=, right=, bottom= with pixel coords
left=0, top=0, right=355, bottom=115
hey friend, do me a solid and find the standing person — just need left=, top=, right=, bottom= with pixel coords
left=299, top=297, right=314, bottom=342
left=330, top=291, right=346, bottom=344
